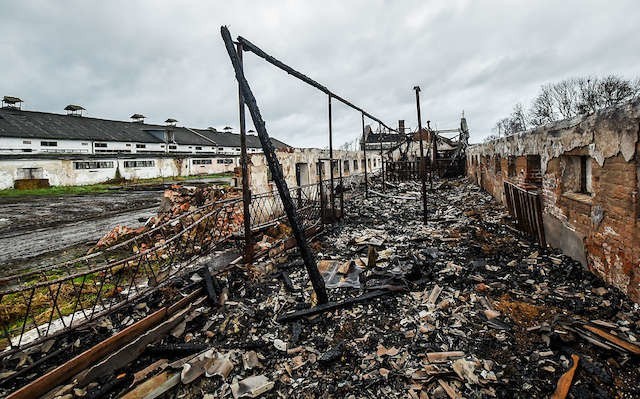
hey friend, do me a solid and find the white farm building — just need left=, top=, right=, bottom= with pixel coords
left=0, top=98, right=289, bottom=189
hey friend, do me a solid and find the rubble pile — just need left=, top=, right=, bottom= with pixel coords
left=99, top=178, right=639, bottom=398
left=92, top=184, right=242, bottom=252
left=14, top=179, right=639, bottom=398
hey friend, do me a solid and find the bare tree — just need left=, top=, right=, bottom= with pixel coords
left=576, top=76, right=600, bottom=114
left=496, top=74, right=639, bottom=133
left=529, top=84, right=555, bottom=126
left=598, top=75, right=636, bottom=107
left=511, top=103, right=528, bottom=132
left=551, top=79, right=578, bottom=119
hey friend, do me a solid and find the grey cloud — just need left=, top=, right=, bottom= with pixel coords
left=1, top=0, right=638, bottom=146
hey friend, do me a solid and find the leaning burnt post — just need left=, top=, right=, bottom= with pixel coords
left=221, top=26, right=329, bottom=304
left=413, top=86, right=428, bottom=224
left=237, top=41, right=254, bottom=262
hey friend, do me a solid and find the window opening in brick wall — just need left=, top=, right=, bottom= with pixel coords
left=561, top=155, right=592, bottom=196
left=507, top=156, right=516, bottom=177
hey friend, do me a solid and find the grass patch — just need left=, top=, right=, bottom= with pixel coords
left=0, top=173, right=233, bottom=198
left=0, top=184, right=113, bottom=198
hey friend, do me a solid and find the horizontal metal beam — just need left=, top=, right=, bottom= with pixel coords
left=237, top=36, right=397, bottom=133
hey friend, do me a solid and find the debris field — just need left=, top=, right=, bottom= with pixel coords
left=5, top=178, right=640, bottom=399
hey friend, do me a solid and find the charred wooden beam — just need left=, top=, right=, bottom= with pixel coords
left=276, top=289, right=394, bottom=323
left=236, top=36, right=397, bottom=134
left=221, top=26, right=329, bottom=305
left=237, top=41, right=254, bottom=263
left=413, top=86, right=428, bottom=224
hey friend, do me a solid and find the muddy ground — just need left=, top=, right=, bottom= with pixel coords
left=0, top=191, right=162, bottom=273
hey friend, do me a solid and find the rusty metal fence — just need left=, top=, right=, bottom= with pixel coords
left=503, top=181, right=546, bottom=247
left=0, top=197, right=244, bottom=358
left=384, top=160, right=425, bottom=182
left=248, top=182, right=322, bottom=232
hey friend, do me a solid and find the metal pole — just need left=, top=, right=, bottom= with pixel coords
left=361, top=112, right=368, bottom=198
left=338, top=158, right=344, bottom=219
left=328, top=95, right=336, bottom=221
left=318, top=162, right=325, bottom=223
left=237, top=41, right=254, bottom=262
left=414, top=86, right=428, bottom=224
left=378, top=122, right=385, bottom=192
left=221, top=26, right=328, bottom=304
left=430, top=120, right=437, bottom=182
left=427, top=120, right=433, bottom=189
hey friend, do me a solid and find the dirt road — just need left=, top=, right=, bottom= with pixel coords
left=0, top=191, right=162, bottom=271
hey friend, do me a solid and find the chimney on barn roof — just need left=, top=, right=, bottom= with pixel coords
left=2, top=96, right=23, bottom=110
left=165, top=118, right=177, bottom=126
left=64, top=104, right=85, bottom=116
left=131, top=113, right=146, bottom=123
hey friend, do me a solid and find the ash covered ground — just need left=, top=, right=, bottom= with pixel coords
left=160, top=179, right=639, bottom=398
left=8, top=178, right=639, bottom=399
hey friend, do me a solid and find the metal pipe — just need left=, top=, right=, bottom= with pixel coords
left=221, top=26, right=328, bottom=304
left=237, top=41, right=253, bottom=262
left=414, top=86, right=428, bottom=224
left=237, top=35, right=397, bottom=133
left=361, top=112, right=368, bottom=198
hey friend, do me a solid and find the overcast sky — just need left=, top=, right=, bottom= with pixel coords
left=2, top=1, right=638, bottom=146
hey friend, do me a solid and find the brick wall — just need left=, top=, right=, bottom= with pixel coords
left=466, top=103, right=639, bottom=302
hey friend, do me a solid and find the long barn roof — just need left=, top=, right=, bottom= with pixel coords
left=0, top=108, right=289, bottom=148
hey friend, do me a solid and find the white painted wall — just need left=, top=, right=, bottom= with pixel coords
left=0, top=137, right=92, bottom=154
left=0, top=155, right=241, bottom=189
left=0, top=136, right=265, bottom=156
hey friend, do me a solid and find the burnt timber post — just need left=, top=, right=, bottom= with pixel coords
left=413, top=86, right=428, bottom=224
left=361, top=112, right=368, bottom=198
left=378, top=122, right=385, bottom=192
left=237, top=41, right=254, bottom=262
left=221, top=26, right=329, bottom=304
left=328, top=95, right=336, bottom=221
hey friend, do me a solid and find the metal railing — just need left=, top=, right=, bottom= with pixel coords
left=503, top=181, right=546, bottom=247
left=0, top=197, right=244, bottom=357
left=0, top=174, right=371, bottom=357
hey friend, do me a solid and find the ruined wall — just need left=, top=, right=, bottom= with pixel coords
left=247, top=148, right=382, bottom=194
left=467, top=99, right=640, bottom=302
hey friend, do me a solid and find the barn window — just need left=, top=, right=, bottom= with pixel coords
left=74, top=161, right=114, bottom=169
left=124, top=160, right=155, bottom=168
left=193, top=159, right=213, bottom=165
